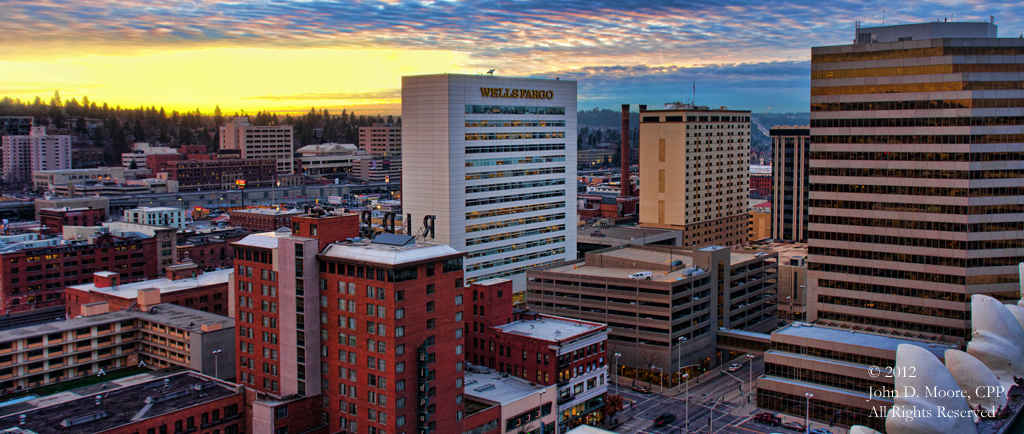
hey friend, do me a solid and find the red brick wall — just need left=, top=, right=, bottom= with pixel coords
left=232, top=245, right=280, bottom=396
left=100, top=392, right=244, bottom=434
left=291, top=214, right=359, bottom=251
left=39, top=208, right=106, bottom=235
left=146, top=153, right=183, bottom=173
left=65, top=282, right=229, bottom=318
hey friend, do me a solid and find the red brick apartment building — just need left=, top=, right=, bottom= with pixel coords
left=228, top=208, right=305, bottom=232
left=65, top=263, right=232, bottom=317
left=232, top=211, right=472, bottom=434
left=467, top=279, right=609, bottom=432
left=38, top=207, right=106, bottom=235
left=0, top=231, right=169, bottom=315
left=167, top=158, right=277, bottom=191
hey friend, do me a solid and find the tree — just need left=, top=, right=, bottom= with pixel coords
left=128, top=158, right=139, bottom=170
left=604, top=394, right=624, bottom=419
left=213, top=105, right=224, bottom=127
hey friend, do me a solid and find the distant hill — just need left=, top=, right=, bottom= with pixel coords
left=578, top=107, right=637, bottom=128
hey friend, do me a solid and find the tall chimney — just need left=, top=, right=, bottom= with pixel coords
left=620, top=104, right=631, bottom=197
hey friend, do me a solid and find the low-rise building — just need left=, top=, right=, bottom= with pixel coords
left=578, top=149, right=614, bottom=167
left=757, top=323, right=956, bottom=432
left=176, top=230, right=248, bottom=269
left=750, top=165, right=772, bottom=197
left=527, top=245, right=778, bottom=386
left=0, top=371, right=245, bottom=434
left=295, top=143, right=363, bottom=176
left=32, top=167, right=151, bottom=194
left=166, top=158, right=277, bottom=191
left=463, top=370, right=557, bottom=434
left=65, top=265, right=232, bottom=318
left=123, top=207, right=187, bottom=229
left=352, top=155, right=401, bottom=184
left=50, top=179, right=178, bottom=197
left=227, top=208, right=304, bottom=232
left=38, top=207, right=106, bottom=235
left=121, top=142, right=179, bottom=170
left=0, top=299, right=234, bottom=394
left=34, top=197, right=109, bottom=220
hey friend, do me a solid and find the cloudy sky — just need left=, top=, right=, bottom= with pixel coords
left=2, top=0, right=1020, bottom=115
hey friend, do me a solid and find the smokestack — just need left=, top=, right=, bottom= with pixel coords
left=620, top=104, right=630, bottom=197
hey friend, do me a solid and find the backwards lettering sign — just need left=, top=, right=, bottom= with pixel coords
left=480, top=88, right=554, bottom=99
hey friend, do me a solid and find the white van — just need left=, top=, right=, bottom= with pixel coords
left=628, top=271, right=653, bottom=280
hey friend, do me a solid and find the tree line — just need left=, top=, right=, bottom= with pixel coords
left=0, top=91, right=400, bottom=166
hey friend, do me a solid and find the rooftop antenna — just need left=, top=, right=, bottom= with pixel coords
left=882, top=8, right=885, bottom=26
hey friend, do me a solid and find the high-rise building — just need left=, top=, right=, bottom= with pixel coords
left=219, top=117, right=294, bottom=174
left=359, top=123, right=402, bottom=157
left=637, top=104, right=751, bottom=247
left=770, top=126, right=810, bottom=242
left=807, top=21, right=1022, bottom=342
left=2, top=127, right=71, bottom=186
left=402, top=74, right=578, bottom=291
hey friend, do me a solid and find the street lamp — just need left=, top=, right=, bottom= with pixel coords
left=746, top=354, right=756, bottom=403
left=708, top=396, right=723, bottom=434
left=212, top=349, right=223, bottom=378
left=538, top=388, right=546, bottom=434
left=798, top=285, right=806, bottom=320
left=786, top=296, right=792, bottom=320
left=805, top=392, right=814, bottom=434
left=650, top=365, right=663, bottom=395
left=681, top=373, right=690, bottom=434
left=613, top=353, right=622, bottom=394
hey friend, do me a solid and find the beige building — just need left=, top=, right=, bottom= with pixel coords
left=807, top=22, right=1022, bottom=343
left=638, top=104, right=751, bottom=247
left=123, top=207, right=187, bottom=229
left=219, top=117, right=294, bottom=174
left=770, top=126, right=809, bottom=242
left=295, top=143, right=363, bottom=176
left=358, top=123, right=401, bottom=156
left=33, top=167, right=151, bottom=194
left=749, top=202, right=770, bottom=241
left=3, top=127, right=71, bottom=186
left=527, top=244, right=777, bottom=383
left=121, top=142, right=177, bottom=169
left=0, top=299, right=234, bottom=394
left=578, top=149, right=614, bottom=166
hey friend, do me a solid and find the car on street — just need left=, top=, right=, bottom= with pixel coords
left=782, top=421, right=806, bottom=431
left=754, top=413, right=782, bottom=426
left=631, top=385, right=650, bottom=394
left=728, top=363, right=743, bottom=372
left=653, top=413, right=676, bottom=428
left=810, top=430, right=834, bottom=434
left=757, top=411, right=778, bottom=425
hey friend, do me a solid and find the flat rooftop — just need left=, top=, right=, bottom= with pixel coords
left=578, top=226, right=679, bottom=243
left=129, top=207, right=183, bottom=212
left=541, top=246, right=770, bottom=283
left=233, top=228, right=313, bottom=249
left=67, top=267, right=232, bottom=297
left=773, top=322, right=953, bottom=359
left=321, top=239, right=462, bottom=266
left=0, top=303, right=233, bottom=343
left=767, top=242, right=808, bottom=265
left=495, top=314, right=604, bottom=343
left=463, top=371, right=551, bottom=406
left=229, top=208, right=305, bottom=216
left=0, top=371, right=238, bottom=434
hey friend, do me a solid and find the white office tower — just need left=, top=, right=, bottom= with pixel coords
left=402, top=74, right=577, bottom=292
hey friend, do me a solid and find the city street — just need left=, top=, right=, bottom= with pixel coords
left=606, top=356, right=831, bottom=434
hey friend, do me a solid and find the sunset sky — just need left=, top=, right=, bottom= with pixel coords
left=2, top=0, right=1021, bottom=115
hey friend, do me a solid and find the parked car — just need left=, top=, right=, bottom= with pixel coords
left=810, top=430, right=834, bottom=434
left=754, top=413, right=782, bottom=426
left=782, top=421, right=805, bottom=431
left=653, top=413, right=676, bottom=428
left=628, top=271, right=653, bottom=280
left=728, top=363, right=743, bottom=372
left=631, top=385, right=650, bottom=394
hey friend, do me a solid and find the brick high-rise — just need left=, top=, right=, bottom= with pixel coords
left=807, top=21, right=1023, bottom=342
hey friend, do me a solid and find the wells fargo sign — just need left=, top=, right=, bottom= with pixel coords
left=480, top=88, right=554, bottom=99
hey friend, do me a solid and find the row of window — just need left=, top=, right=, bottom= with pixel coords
left=466, top=224, right=564, bottom=246
left=465, top=105, right=565, bottom=115
left=466, top=201, right=564, bottom=220
left=813, top=134, right=1024, bottom=145
left=465, top=132, right=565, bottom=141
left=466, top=166, right=566, bottom=181
left=816, top=310, right=968, bottom=339
left=816, top=278, right=1019, bottom=303
left=809, top=245, right=1024, bottom=268
left=810, top=213, right=1024, bottom=233
left=811, top=46, right=1024, bottom=64
left=813, top=116, right=1024, bottom=128
left=809, top=199, right=1024, bottom=215
left=811, top=80, right=1024, bottom=96
left=809, top=262, right=966, bottom=285
left=810, top=150, right=1024, bottom=162
left=465, top=120, right=565, bottom=128
left=810, top=183, right=1024, bottom=198
left=466, top=247, right=565, bottom=272
left=818, top=294, right=967, bottom=320
left=465, top=156, right=565, bottom=167
left=467, top=236, right=566, bottom=259
left=466, top=213, right=565, bottom=234
left=811, top=98, right=1024, bottom=111
left=466, top=143, right=566, bottom=155
left=812, top=63, right=1024, bottom=80
left=466, top=178, right=566, bottom=194
left=467, top=258, right=566, bottom=284
left=810, top=230, right=1024, bottom=252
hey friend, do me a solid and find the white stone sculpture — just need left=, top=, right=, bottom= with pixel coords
left=966, top=295, right=1024, bottom=390
left=944, top=349, right=1008, bottom=413
left=884, top=344, right=977, bottom=433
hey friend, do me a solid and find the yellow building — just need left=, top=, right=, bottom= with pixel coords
left=749, top=201, right=771, bottom=241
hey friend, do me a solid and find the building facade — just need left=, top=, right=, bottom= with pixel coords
left=0, top=116, right=33, bottom=137
left=65, top=266, right=232, bottom=318
left=637, top=104, right=751, bottom=247
left=227, top=208, right=305, bottom=232
left=526, top=245, right=777, bottom=385
left=296, top=143, right=363, bottom=177
left=807, top=22, right=1023, bottom=342
left=38, top=207, right=106, bottom=235
left=123, top=207, right=187, bottom=229
left=3, top=127, right=71, bottom=186
left=749, top=202, right=771, bottom=241
left=749, top=165, right=772, bottom=197
left=402, top=73, right=578, bottom=290
left=166, top=158, right=277, bottom=191
left=359, top=123, right=402, bottom=157
left=770, top=126, right=810, bottom=242
left=32, top=167, right=151, bottom=194
left=219, top=117, right=294, bottom=174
